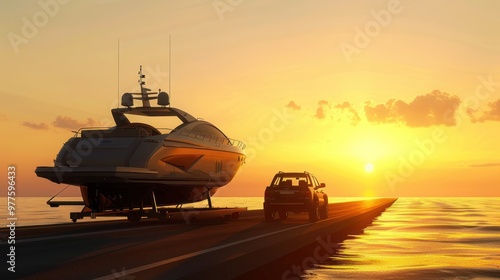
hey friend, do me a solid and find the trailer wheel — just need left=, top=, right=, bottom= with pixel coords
left=72, top=218, right=77, bottom=223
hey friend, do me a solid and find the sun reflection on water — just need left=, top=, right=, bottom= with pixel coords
left=305, top=198, right=500, bottom=279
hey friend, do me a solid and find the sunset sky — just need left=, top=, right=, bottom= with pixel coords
left=1, top=0, right=499, bottom=197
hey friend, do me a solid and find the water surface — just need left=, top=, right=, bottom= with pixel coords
left=304, top=198, right=500, bottom=280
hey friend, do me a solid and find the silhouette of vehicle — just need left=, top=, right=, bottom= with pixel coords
left=263, top=171, right=328, bottom=222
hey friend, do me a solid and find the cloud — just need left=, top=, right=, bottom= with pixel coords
left=469, top=162, right=500, bottom=168
left=315, top=107, right=326, bottom=119
left=313, top=100, right=361, bottom=125
left=364, top=90, right=461, bottom=127
left=334, top=102, right=361, bottom=126
left=0, top=114, right=8, bottom=121
left=286, top=101, right=301, bottom=111
left=318, top=100, right=329, bottom=106
left=467, top=99, right=500, bottom=123
left=53, top=116, right=99, bottom=130
left=364, top=99, right=401, bottom=125
left=314, top=100, right=330, bottom=119
left=22, top=121, right=49, bottom=130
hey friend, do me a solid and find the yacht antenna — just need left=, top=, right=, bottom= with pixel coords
left=169, top=34, right=172, bottom=101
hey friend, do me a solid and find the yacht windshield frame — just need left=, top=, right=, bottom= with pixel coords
left=112, top=107, right=197, bottom=126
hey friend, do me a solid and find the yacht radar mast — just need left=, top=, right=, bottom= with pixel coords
left=138, top=65, right=151, bottom=107
left=121, top=65, right=170, bottom=108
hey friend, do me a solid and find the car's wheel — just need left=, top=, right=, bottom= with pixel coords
left=320, top=196, right=329, bottom=220
left=309, top=202, right=319, bottom=222
left=279, top=210, right=288, bottom=220
left=264, top=207, right=274, bottom=222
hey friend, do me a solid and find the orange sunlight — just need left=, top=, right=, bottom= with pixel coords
left=1, top=1, right=499, bottom=198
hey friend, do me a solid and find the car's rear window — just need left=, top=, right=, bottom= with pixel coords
left=272, top=174, right=310, bottom=187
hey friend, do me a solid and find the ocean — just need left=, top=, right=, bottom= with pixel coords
left=1, top=197, right=499, bottom=279
left=304, top=197, right=500, bottom=280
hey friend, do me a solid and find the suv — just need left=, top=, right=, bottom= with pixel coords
left=263, top=171, right=328, bottom=222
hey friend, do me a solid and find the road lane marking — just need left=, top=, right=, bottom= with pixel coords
left=92, top=218, right=341, bottom=280
left=93, top=200, right=394, bottom=279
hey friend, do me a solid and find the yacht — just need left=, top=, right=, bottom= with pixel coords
left=36, top=66, right=246, bottom=214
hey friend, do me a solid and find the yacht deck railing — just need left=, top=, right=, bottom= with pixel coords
left=170, top=129, right=246, bottom=149
left=74, top=127, right=246, bottom=149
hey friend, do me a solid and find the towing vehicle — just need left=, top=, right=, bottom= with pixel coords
left=263, top=171, right=328, bottom=222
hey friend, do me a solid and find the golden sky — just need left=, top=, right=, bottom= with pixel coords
left=1, top=0, right=499, bottom=197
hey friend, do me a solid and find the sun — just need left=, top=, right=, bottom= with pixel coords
left=364, top=163, right=374, bottom=173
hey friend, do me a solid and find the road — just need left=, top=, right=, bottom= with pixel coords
left=0, top=198, right=397, bottom=280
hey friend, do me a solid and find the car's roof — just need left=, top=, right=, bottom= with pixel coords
left=275, top=172, right=311, bottom=177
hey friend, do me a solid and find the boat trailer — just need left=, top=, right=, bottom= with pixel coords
left=47, top=187, right=246, bottom=223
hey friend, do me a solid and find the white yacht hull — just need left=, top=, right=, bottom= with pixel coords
left=35, top=66, right=246, bottom=212
left=36, top=121, right=246, bottom=210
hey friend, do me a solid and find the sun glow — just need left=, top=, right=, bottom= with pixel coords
left=345, top=125, right=401, bottom=164
left=364, top=163, right=374, bottom=173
